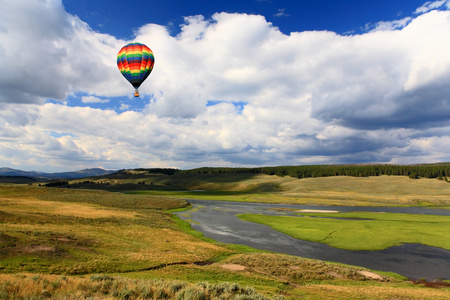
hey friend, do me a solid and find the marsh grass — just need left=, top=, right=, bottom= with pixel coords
left=238, top=212, right=450, bottom=250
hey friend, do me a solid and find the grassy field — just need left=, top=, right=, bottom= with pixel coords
left=238, top=212, right=450, bottom=250
left=1, top=183, right=450, bottom=299
left=65, top=172, right=450, bottom=207
left=0, top=185, right=230, bottom=274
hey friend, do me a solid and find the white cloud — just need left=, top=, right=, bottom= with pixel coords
left=1, top=0, right=450, bottom=171
left=368, top=0, right=450, bottom=32
left=0, top=0, right=128, bottom=105
left=274, top=9, right=289, bottom=18
left=414, top=0, right=449, bottom=14
left=368, top=17, right=412, bottom=32
left=119, top=103, right=131, bottom=110
left=81, top=96, right=110, bottom=103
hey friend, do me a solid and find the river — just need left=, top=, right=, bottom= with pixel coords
left=174, top=199, right=450, bottom=280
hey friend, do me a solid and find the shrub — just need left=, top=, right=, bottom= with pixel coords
left=90, top=274, right=113, bottom=282
left=176, top=286, right=206, bottom=300
left=168, top=280, right=187, bottom=294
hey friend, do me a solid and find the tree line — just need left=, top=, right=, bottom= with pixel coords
left=177, top=163, right=450, bottom=180
left=130, top=168, right=179, bottom=175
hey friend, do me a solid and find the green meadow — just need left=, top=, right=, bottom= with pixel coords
left=2, top=172, right=450, bottom=299
left=238, top=212, right=450, bottom=250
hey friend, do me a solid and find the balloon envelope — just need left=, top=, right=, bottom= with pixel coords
left=117, top=42, right=154, bottom=96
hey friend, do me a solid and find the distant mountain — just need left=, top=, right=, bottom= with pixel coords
left=0, top=167, right=117, bottom=180
left=0, top=167, right=45, bottom=178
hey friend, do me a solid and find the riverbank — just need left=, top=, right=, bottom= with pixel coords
left=176, top=199, right=450, bottom=280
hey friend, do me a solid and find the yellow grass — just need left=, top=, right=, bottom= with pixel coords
left=1, top=220, right=230, bottom=271
left=185, top=174, right=450, bottom=206
left=0, top=272, right=273, bottom=299
left=0, top=197, right=140, bottom=219
left=0, top=185, right=230, bottom=275
left=67, top=171, right=450, bottom=207
left=297, top=284, right=450, bottom=300
left=279, top=175, right=450, bottom=206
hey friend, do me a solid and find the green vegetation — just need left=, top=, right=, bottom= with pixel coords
left=1, top=182, right=450, bottom=299
left=0, top=176, right=36, bottom=184
left=44, top=162, right=450, bottom=193
left=60, top=171, right=450, bottom=207
left=119, top=162, right=450, bottom=180
left=177, top=162, right=450, bottom=179
left=238, top=212, right=450, bottom=250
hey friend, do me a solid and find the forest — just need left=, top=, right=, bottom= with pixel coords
left=175, top=163, right=450, bottom=180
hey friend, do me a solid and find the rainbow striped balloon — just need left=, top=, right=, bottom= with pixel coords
left=117, top=42, right=155, bottom=97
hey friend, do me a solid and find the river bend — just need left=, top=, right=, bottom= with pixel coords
left=174, top=200, right=450, bottom=280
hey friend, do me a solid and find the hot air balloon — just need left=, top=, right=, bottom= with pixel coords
left=117, top=42, right=155, bottom=97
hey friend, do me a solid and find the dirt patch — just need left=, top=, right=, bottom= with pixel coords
left=73, top=246, right=92, bottom=252
left=327, top=271, right=346, bottom=279
left=22, top=245, right=57, bottom=253
left=358, top=270, right=384, bottom=280
left=220, top=264, right=247, bottom=271
left=56, top=237, right=74, bottom=243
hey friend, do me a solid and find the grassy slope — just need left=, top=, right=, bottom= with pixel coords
left=177, top=174, right=450, bottom=206
left=0, top=185, right=228, bottom=275
left=2, top=184, right=450, bottom=299
left=70, top=172, right=450, bottom=207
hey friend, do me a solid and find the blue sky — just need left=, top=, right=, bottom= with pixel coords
left=63, top=0, right=426, bottom=38
left=1, top=0, right=450, bottom=172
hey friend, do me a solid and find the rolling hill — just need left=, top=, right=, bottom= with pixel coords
left=0, top=167, right=116, bottom=181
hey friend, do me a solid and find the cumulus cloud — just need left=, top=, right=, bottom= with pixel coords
left=303, top=11, right=450, bottom=131
left=0, top=0, right=128, bottom=105
left=1, top=0, right=450, bottom=171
